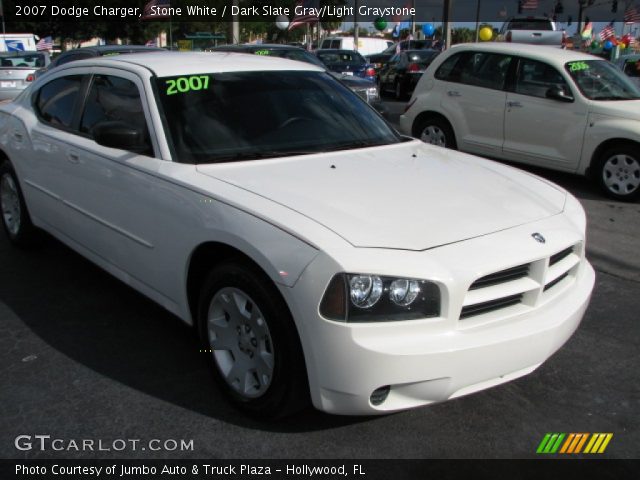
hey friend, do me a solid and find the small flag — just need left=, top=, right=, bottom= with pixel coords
left=142, top=0, right=170, bottom=20
left=521, top=0, right=539, bottom=11
left=36, top=36, right=53, bottom=51
left=581, top=22, right=593, bottom=39
left=288, top=0, right=319, bottom=31
left=624, top=4, right=640, bottom=24
left=598, top=22, right=615, bottom=41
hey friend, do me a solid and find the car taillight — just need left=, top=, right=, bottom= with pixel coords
left=506, top=31, right=512, bottom=42
left=365, top=67, right=376, bottom=77
left=26, top=74, right=35, bottom=82
left=407, top=63, right=421, bottom=73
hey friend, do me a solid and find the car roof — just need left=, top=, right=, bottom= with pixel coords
left=446, top=43, right=603, bottom=65
left=59, top=45, right=164, bottom=54
left=64, top=51, right=324, bottom=76
left=212, top=44, right=304, bottom=52
left=316, top=49, right=363, bottom=54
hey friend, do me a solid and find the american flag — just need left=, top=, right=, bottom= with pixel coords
left=521, top=0, right=539, bottom=10
left=36, top=36, right=53, bottom=51
left=288, top=0, right=319, bottom=31
left=142, top=0, right=170, bottom=20
left=598, top=22, right=616, bottom=41
left=624, top=4, right=640, bottom=24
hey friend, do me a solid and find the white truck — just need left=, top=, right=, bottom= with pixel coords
left=0, top=34, right=38, bottom=52
left=499, top=17, right=565, bottom=47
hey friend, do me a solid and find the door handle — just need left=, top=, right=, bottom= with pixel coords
left=67, top=152, right=80, bottom=164
left=12, top=132, right=23, bottom=142
left=507, top=101, right=523, bottom=108
left=447, top=90, right=461, bottom=97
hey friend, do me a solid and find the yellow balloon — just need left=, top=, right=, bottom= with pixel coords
left=479, top=27, right=493, bottom=41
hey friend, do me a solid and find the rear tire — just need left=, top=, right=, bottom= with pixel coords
left=595, top=144, right=640, bottom=201
left=414, top=116, right=457, bottom=149
left=197, top=261, right=309, bottom=418
left=0, top=161, right=40, bottom=247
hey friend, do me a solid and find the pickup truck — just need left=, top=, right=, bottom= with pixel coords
left=499, top=17, right=565, bottom=47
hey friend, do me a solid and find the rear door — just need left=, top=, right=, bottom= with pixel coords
left=437, top=51, right=512, bottom=157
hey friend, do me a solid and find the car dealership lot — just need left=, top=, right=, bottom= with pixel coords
left=0, top=99, right=638, bottom=460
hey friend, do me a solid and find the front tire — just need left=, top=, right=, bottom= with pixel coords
left=596, top=145, right=640, bottom=201
left=197, top=261, right=309, bottom=418
left=0, top=161, right=39, bottom=246
left=414, top=116, right=457, bottom=149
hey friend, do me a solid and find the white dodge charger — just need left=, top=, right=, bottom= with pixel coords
left=0, top=52, right=594, bottom=416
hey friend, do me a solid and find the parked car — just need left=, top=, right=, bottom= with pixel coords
left=319, top=36, right=391, bottom=57
left=400, top=43, right=640, bottom=201
left=210, top=44, right=381, bottom=106
left=378, top=49, right=440, bottom=99
left=34, top=45, right=164, bottom=79
left=614, top=54, right=640, bottom=88
left=498, top=16, right=566, bottom=47
left=315, top=49, right=376, bottom=81
left=0, top=51, right=50, bottom=101
left=368, top=40, right=438, bottom=74
left=0, top=51, right=594, bottom=417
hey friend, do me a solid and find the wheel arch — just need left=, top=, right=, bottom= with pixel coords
left=588, top=138, right=640, bottom=178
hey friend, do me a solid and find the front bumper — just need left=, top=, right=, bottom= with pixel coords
left=281, top=215, right=595, bottom=415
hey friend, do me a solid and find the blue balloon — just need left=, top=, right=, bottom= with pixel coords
left=603, top=40, right=613, bottom=50
left=422, top=23, right=435, bottom=36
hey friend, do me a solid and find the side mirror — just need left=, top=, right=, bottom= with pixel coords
left=92, top=121, right=149, bottom=154
left=546, top=85, right=574, bottom=102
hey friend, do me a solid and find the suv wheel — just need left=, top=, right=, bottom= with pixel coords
left=596, top=145, right=640, bottom=201
left=415, top=117, right=457, bottom=149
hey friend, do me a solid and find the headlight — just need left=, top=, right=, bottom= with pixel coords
left=320, top=273, right=441, bottom=322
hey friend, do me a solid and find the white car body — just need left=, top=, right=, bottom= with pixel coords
left=0, top=52, right=594, bottom=415
left=400, top=43, right=640, bottom=200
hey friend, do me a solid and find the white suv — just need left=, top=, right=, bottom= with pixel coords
left=400, top=43, right=640, bottom=201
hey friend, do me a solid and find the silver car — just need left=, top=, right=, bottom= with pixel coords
left=615, top=54, right=640, bottom=89
left=0, top=51, right=50, bottom=101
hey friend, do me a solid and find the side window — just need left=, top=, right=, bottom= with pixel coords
left=459, top=53, right=512, bottom=90
left=80, top=74, right=152, bottom=156
left=35, top=75, right=84, bottom=129
left=515, top=58, right=571, bottom=98
left=434, top=52, right=464, bottom=81
left=623, top=60, right=640, bottom=78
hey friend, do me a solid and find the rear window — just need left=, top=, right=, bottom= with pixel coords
left=0, top=53, right=46, bottom=68
left=507, top=19, right=553, bottom=30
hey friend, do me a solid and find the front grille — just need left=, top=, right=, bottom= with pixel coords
left=459, top=243, right=581, bottom=323
left=549, top=247, right=573, bottom=266
left=460, top=294, right=523, bottom=319
left=469, top=264, right=529, bottom=290
left=544, top=272, right=569, bottom=291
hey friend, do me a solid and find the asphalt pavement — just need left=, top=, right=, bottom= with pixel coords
left=1, top=101, right=638, bottom=460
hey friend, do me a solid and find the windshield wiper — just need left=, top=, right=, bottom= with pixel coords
left=322, top=140, right=389, bottom=152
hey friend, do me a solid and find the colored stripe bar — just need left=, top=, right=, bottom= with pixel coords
left=559, top=434, right=575, bottom=454
left=584, top=434, right=598, bottom=454
left=597, top=434, right=613, bottom=454
left=574, top=433, right=589, bottom=453
left=537, top=433, right=552, bottom=454
left=550, top=433, right=565, bottom=453
left=590, top=434, right=607, bottom=453
left=543, top=434, right=560, bottom=454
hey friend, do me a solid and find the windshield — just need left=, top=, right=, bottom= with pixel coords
left=565, top=60, right=640, bottom=100
left=252, top=48, right=326, bottom=68
left=155, top=71, right=401, bottom=164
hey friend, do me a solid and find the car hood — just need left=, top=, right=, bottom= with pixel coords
left=196, top=141, right=566, bottom=251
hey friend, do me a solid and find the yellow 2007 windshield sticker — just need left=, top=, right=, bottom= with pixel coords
left=568, top=61, right=589, bottom=72
left=165, top=76, right=210, bottom=95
